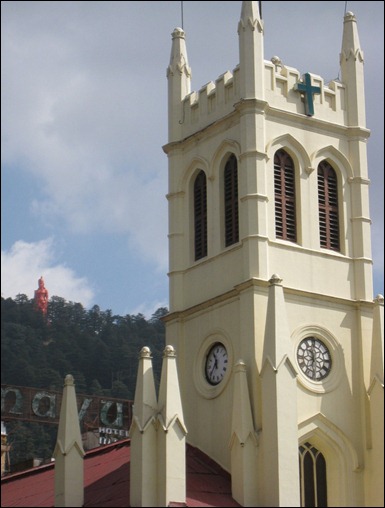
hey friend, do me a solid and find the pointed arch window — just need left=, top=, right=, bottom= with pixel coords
left=299, top=442, right=328, bottom=507
left=194, top=170, right=208, bottom=260
left=318, top=161, right=340, bottom=251
left=274, top=149, right=296, bottom=241
left=224, top=155, right=239, bottom=247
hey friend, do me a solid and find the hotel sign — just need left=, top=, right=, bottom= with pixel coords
left=1, top=384, right=133, bottom=435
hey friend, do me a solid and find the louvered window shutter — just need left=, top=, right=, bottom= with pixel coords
left=224, top=155, right=239, bottom=247
left=274, top=150, right=296, bottom=242
left=194, top=170, right=208, bottom=260
left=318, top=161, right=340, bottom=251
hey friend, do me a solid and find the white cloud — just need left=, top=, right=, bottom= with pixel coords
left=1, top=1, right=383, bottom=311
left=1, top=1, right=169, bottom=271
left=1, top=239, right=95, bottom=306
left=129, top=300, right=169, bottom=321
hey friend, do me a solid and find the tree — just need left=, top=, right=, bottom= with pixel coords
left=111, top=380, right=131, bottom=399
left=1, top=296, right=167, bottom=465
left=89, top=379, right=104, bottom=396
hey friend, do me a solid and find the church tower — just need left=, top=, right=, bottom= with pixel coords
left=163, top=2, right=384, bottom=506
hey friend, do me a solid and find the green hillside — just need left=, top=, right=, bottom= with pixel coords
left=1, top=295, right=167, bottom=468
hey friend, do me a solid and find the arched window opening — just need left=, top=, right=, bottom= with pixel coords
left=224, top=155, right=239, bottom=247
left=194, top=170, right=208, bottom=260
left=299, top=442, right=328, bottom=507
left=318, top=161, right=340, bottom=251
left=274, top=149, right=296, bottom=242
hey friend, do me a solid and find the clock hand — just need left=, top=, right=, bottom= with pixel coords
left=210, top=355, right=218, bottom=377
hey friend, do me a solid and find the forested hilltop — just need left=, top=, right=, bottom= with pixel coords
left=1, top=294, right=167, bottom=468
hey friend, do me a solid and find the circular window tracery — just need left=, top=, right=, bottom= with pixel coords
left=297, top=337, right=332, bottom=381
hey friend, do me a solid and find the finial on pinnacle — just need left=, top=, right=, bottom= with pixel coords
left=345, top=11, right=356, bottom=21
left=234, top=359, right=247, bottom=373
left=163, top=345, right=177, bottom=357
left=140, top=346, right=152, bottom=358
left=64, top=374, right=75, bottom=386
left=172, top=27, right=185, bottom=39
left=271, top=56, right=282, bottom=67
left=269, top=274, right=283, bottom=286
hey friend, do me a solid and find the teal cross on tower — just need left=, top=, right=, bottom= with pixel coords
left=294, top=73, right=321, bottom=117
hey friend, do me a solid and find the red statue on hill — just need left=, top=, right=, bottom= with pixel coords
left=34, top=276, right=49, bottom=317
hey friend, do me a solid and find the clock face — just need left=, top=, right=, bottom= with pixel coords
left=205, top=343, right=228, bottom=385
left=297, top=337, right=332, bottom=381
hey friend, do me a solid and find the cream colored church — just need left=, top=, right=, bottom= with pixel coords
left=159, top=1, right=384, bottom=507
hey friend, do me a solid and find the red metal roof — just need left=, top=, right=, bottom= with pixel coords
left=1, top=440, right=241, bottom=507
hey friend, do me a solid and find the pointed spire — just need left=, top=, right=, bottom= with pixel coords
left=158, top=345, right=186, bottom=430
left=230, top=360, right=258, bottom=506
left=369, top=295, right=384, bottom=391
left=260, top=275, right=300, bottom=506
left=230, top=360, right=257, bottom=446
left=341, top=11, right=364, bottom=63
left=167, top=27, right=191, bottom=86
left=53, top=374, right=85, bottom=507
left=240, top=0, right=262, bottom=29
left=262, top=274, right=295, bottom=370
left=167, top=27, right=191, bottom=142
left=340, top=11, right=366, bottom=126
left=129, top=347, right=158, bottom=507
left=131, top=346, right=158, bottom=430
left=157, top=345, right=187, bottom=507
left=367, top=295, right=384, bottom=507
left=238, top=1, right=264, bottom=99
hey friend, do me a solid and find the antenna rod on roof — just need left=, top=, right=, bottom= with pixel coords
left=181, top=1, right=184, bottom=30
left=344, top=1, right=348, bottom=16
left=259, top=1, right=262, bottom=18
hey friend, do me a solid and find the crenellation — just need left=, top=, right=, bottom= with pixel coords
left=181, top=91, right=197, bottom=126
left=188, top=90, right=198, bottom=106
left=208, top=92, right=216, bottom=114
left=275, top=75, right=288, bottom=97
left=191, top=101, right=199, bottom=125
left=281, top=65, right=301, bottom=88
left=324, top=82, right=337, bottom=111
left=264, top=62, right=275, bottom=92
left=215, top=70, right=233, bottom=106
left=309, top=72, right=323, bottom=106
left=264, top=62, right=347, bottom=122
left=224, top=77, right=235, bottom=104
left=198, top=81, right=215, bottom=117
left=327, top=79, right=346, bottom=112
left=324, top=89, right=336, bottom=110
left=231, top=65, right=240, bottom=100
left=178, top=60, right=348, bottom=139
left=179, top=68, right=241, bottom=137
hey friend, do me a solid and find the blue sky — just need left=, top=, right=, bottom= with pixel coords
left=2, top=1, right=384, bottom=317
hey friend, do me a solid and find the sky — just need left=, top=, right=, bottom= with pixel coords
left=1, top=1, right=384, bottom=318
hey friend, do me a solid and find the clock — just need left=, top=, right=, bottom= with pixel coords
left=297, top=337, right=332, bottom=381
left=205, top=343, right=228, bottom=385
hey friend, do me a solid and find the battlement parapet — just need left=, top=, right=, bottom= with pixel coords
left=180, top=67, right=240, bottom=138
left=264, top=60, right=347, bottom=124
left=179, top=61, right=347, bottom=139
